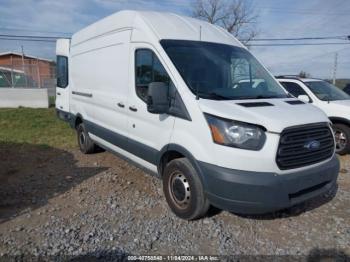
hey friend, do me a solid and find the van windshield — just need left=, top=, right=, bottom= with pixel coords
left=161, top=40, right=288, bottom=100
left=305, top=81, right=350, bottom=101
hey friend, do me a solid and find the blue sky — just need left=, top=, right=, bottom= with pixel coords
left=0, top=0, right=349, bottom=78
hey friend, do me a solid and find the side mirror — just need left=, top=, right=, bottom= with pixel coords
left=147, top=82, right=169, bottom=114
left=298, top=95, right=310, bottom=103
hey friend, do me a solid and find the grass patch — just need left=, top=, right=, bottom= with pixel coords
left=49, top=96, right=56, bottom=107
left=0, top=108, right=76, bottom=149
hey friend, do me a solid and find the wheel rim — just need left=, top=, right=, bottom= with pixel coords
left=79, top=131, right=86, bottom=147
left=334, top=129, right=347, bottom=152
left=168, top=171, right=191, bottom=209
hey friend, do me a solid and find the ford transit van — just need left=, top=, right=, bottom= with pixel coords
left=56, top=10, right=339, bottom=220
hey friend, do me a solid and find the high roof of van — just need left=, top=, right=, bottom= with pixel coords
left=71, top=10, right=243, bottom=48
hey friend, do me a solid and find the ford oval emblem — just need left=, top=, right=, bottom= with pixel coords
left=304, top=140, right=321, bottom=150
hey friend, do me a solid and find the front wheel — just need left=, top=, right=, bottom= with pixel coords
left=162, top=158, right=210, bottom=220
left=333, top=123, right=350, bottom=155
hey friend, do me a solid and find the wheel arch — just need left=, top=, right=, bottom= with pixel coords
left=330, top=117, right=350, bottom=155
left=74, top=113, right=83, bottom=129
left=329, top=117, right=350, bottom=127
left=157, top=144, right=207, bottom=188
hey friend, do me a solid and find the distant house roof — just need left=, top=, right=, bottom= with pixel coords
left=0, top=51, right=54, bottom=62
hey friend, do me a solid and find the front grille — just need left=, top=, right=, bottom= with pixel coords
left=277, top=123, right=334, bottom=170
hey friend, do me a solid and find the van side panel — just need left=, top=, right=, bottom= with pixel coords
left=70, top=30, right=131, bottom=138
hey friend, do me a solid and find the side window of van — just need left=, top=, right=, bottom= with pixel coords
left=56, top=56, right=68, bottom=88
left=135, top=49, right=170, bottom=102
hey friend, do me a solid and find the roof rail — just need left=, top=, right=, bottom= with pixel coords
left=275, top=75, right=326, bottom=82
left=275, top=75, right=302, bottom=80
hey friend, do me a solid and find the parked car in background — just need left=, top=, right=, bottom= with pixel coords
left=277, top=76, right=350, bottom=155
left=56, top=10, right=339, bottom=220
left=0, top=67, right=37, bottom=88
left=343, top=83, right=350, bottom=95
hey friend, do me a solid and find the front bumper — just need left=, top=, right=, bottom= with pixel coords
left=199, top=155, right=339, bottom=214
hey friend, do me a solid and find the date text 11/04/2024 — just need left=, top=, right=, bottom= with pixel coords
left=127, top=255, right=220, bottom=261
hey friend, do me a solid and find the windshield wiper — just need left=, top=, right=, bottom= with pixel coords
left=198, top=92, right=233, bottom=100
left=231, top=95, right=258, bottom=100
left=208, top=92, right=233, bottom=100
left=255, top=95, right=285, bottom=99
left=197, top=93, right=286, bottom=100
left=232, top=95, right=287, bottom=100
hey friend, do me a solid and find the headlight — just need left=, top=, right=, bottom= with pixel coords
left=204, top=113, right=266, bottom=150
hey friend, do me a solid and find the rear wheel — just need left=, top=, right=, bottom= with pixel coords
left=162, top=158, right=210, bottom=220
left=333, top=123, right=350, bottom=155
left=77, top=122, right=97, bottom=154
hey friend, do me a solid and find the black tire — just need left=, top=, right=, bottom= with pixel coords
left=162, top=158, right=210, bottom=220
left=77, top=122, right=97, bottom=154
left=333, top=123, right=350, bottom=155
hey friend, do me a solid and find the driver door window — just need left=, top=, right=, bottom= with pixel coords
left=135, top=49, right=170, bottom=102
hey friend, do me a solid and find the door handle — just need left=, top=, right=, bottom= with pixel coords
left=117, top=102, right=125, bottom=108
left=56, top=92, right=61, bottom=96
left=72, top=91, right=92, bottom=98
left=129, top=106, right=137, bottom=112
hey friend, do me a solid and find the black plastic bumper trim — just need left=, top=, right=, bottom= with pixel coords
left=199, top=155, right=339, bottom=214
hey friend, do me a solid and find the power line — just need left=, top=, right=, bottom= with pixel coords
left=1, top=33, right=349, bottom=41
left=0, top=34, right=70, bottom=43
left=0, top=34, right=349, bottom=47
left=1, top=38, right=348, bottom=46
left=0, top=37, right=56, bottom=42
left=265, top=46, right=350, bottom=67
left=0, top=34, right=70, bottom=39
left=249, top=42, right=350, bottom=47
left=301, top=46, right=350, bottom=60
left=0, top=26, right=72, bottom=35
left=1, top=32, right=349, bottom=42
left=246, top=36, right=350, bottom=41
left=257, top=6, right=350, bottom=16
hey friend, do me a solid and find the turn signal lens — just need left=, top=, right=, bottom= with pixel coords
left=209, top=124, right=225, bottom=144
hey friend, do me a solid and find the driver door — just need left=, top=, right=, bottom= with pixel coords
left=126, top=44, right=175, bottom=165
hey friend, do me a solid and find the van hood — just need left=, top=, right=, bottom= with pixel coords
left=198, top=98, right=329, bottom=133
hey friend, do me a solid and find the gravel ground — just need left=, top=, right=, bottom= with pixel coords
left=0, top=142, right=349, bottom=261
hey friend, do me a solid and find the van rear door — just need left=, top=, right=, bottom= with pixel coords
left=56, top=39, right=70, bottom=113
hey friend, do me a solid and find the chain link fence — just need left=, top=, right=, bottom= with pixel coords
left=0, top=63, right=56, bottom=96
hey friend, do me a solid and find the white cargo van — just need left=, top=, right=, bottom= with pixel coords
left=56, top=10, right=339, bottom=220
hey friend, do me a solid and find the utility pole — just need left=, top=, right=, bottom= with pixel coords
left=36, top=57, right=41, bottom=88
left=332, top=52, right=338, bottom=85
left=10, top=55, right=14, bottom=88
left=21, top=45, right=28, bottom=88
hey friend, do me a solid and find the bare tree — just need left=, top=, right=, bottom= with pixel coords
left=192, top=0, right=258, bottom=44
left=298, top=70, right=311, bottom=78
